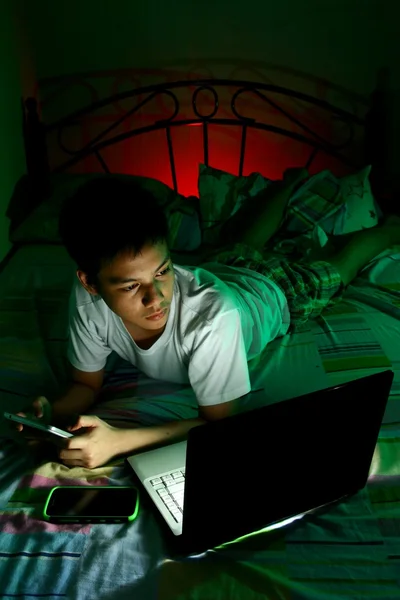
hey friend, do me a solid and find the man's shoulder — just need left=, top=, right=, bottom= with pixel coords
left=173, top=264, right=238, bottom=322
left=69, top=279, right=107, bottom=318
left=174, top=263, right=231, bottom=290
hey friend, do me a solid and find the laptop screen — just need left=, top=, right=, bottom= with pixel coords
left=183, top=370, right=393, bottom=550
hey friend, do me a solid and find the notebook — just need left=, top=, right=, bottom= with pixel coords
left=127, top=370, right=393, bottom=554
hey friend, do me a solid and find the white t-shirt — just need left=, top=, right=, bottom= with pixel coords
left=68, top=263, right=290, bottom=406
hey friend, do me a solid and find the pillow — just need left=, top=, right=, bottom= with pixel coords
left=10, top=173, right=201, bottom=252
left=332, top=166, right=381, bottom=235
left=198, top=164, right=382, bottom=251
left=198, top=165, right=346, bottom=247
left=198, top=165, right=272, bottom=246
left=285, top=169, right=344, bottom=234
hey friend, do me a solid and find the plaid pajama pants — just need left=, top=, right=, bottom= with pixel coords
left=206, top=243, right=345, bottom=331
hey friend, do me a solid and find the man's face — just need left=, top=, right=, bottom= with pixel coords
left=78, top=241, right=174, bottom=336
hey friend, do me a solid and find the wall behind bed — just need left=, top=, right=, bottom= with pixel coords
left=20, top=0, right=398, bottom=94
left=0, top=3, right=26, bottom=261
left=15, top=0, right=400, bottom=198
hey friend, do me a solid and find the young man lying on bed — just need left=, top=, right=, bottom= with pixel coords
left=18, top=174, right=400, bottom=468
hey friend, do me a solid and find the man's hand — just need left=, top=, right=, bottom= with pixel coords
left=15, top=396, right=52, bottom=431
left=59, top=415, right=122, bottom=469
left=15, top=397, right=52, bottom=445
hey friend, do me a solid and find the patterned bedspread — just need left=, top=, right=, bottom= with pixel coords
left=1, top=206, right=400, bottom=597
left=1, top=269, right=400, bottom=598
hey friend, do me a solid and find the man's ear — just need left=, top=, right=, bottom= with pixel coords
left=77, top=271, right=99, bottom=295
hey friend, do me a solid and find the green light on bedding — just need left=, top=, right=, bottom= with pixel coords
left=214, top=513, right=305, bottom=549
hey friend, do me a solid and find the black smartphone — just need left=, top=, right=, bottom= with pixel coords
left=43, top=486, right=140, bottom=523
left=3, top=412, right=74, bottom=441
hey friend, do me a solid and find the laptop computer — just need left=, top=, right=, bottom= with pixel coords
left=127, top=370, right=393, bottom=554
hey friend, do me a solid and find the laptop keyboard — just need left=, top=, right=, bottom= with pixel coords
left=149, top=469, right=185, bottom=523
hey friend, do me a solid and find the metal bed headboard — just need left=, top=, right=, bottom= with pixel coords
left=22, top=78, right=366, bottom=200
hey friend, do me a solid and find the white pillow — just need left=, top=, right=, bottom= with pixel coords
left=198, top=165, right=271, bottom=246
left=333, top=166, right=381, bottom=234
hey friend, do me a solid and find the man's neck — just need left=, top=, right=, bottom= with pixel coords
left=123, top=320, right=166, bottom=349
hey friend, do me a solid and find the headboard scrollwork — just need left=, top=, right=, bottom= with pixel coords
left=23, top=78, right=367, bottom=200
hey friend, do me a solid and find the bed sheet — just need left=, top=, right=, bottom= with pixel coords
left=1, top=244, right=400, bottom=599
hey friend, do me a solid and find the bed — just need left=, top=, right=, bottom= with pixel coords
left=1, top=75, right=400, bottom=599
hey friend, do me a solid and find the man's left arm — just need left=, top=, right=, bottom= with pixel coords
left=60, top=311, right=247, bottom=468
left=117, top=399, right=239, bottom=450
left=59, top=399, right=239, bottom=469
left=198, top=399, right=238, bottom=421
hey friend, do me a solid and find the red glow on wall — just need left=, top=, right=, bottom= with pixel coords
left=107, top=127, right=352, bottom=197
left=45, top=79, right=359, bottom=196
left=50, top=120, right=354, bottom=198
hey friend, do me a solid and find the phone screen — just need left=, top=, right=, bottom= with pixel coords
left=46, top=487, right=139, bottom=518
left=3, top=412, right=73, bottom=439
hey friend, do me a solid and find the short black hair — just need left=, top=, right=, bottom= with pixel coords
left=59, top=176, right=169, bottom=283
